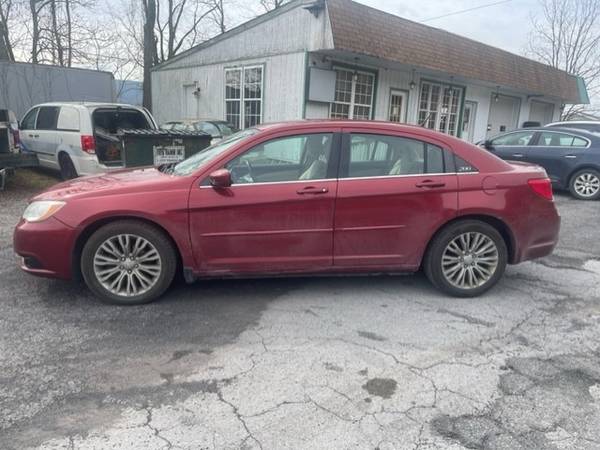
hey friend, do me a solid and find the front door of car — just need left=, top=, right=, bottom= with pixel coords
left=19, top=107, right=39, bottom=154
left=525, top=131, right=590, bottom=185
left=333, top=131, right=459, bottom=268
left=188, top=131, right=340, bottom=274
left=487, top=130, right=536, bottom=162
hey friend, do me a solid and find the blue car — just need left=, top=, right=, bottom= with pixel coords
left=482, top=127, right=600, bottom=200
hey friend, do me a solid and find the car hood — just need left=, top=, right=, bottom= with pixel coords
left=34, top=167, right=184, bottom=201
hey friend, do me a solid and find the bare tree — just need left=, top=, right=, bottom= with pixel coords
left=528, top=0, right=600, bottom=117
left=142, top=0, right=156, bottom=110
left=155, top=0, right=217, bottom=62
left=259, top=0, right=285, bottom=12
left=209, top=0, right=226, bottom=34
left=29, top=0, right=41, bottom=62
left=0, top=0, right=15, bottom=60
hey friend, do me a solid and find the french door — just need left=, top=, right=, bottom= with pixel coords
left=418, top=81, right=463, bottom=136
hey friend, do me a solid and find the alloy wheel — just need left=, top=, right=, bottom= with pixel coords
left=93, top=234, right=162, bottom=297
left=441, top=232, right=499, bottom=290
left=573, top=172, right=600, bottom=198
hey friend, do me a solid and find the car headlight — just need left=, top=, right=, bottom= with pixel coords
left=22, top=200, right=66, bottom=223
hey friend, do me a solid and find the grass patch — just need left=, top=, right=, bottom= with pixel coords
left=4, top=168, right=61, bottom=192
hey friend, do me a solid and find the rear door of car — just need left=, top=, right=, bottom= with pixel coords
left=188, top=128, right=341, bottom=273
left=487, top=130, right=536, bottom=162
left=525, top=130, right=591, bottom=186
left=333, top=128, right=459, bottom=269
left=56, top=106, right=82, bottom=153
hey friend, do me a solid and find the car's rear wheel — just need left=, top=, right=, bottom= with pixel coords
left=569, top=169, right=600, bottom=200
left=59, top=153, right=78, bottom=180
left=81, top=220, right=177, bottom=305
left=424, top=220, right=507, bottom=297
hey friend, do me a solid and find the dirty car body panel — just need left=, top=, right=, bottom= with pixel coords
left=14, top=120, right=560, bottom=299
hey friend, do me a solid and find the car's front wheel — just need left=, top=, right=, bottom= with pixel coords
left=81, top=220, right=177, bottom=305
left=424, top=220, right=507, bottom=297
left=569, top=169, right=600, bottom=200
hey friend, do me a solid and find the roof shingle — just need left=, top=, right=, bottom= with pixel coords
left=327, top=0, right=585, bottom=103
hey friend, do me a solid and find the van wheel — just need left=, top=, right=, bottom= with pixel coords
left=424, top=220, right=507, bottom=297
left=81, top=220, right=177, bottom=305
left=569, top=169, right=600, bottom=200
left=59, top=153, right=78, bottom=180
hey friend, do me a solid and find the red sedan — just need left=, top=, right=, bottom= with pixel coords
left=14, top=121, right=560, bottom=305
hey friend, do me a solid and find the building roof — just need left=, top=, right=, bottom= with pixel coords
left=326, top=0, right=588, bottom=104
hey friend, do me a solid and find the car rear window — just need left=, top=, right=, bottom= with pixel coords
left=92, top=108, right=151, bottom=134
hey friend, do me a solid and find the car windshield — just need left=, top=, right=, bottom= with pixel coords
left=171, top=128, right=259, bottom=176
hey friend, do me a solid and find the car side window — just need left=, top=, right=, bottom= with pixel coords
left=35, top=106, right=59, bottom=130
left=535, top=132, right=588, bottom=148
left=491, top=131, right=535, bottom=146
left=454, top=156, right=478, bottom=173
left=426, top=145, right=444, bottom=173
left=344, top=134, right=449, bottom=178
left=226, top=133, right=333, bottom=184
left=21, top=108, right=38, bottom=130
left=56, top=106, right=80, bottom=131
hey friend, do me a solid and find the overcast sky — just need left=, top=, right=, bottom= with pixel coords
left=354, top=0, right=541, bottom=56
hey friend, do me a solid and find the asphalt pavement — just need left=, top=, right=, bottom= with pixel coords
left=1, top=173, right=600, bottom=450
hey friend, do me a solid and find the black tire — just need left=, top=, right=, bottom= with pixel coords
left=568, top=169, right=600, bottom=200
left=424, top=220, right=507, bottom=297
left=59, top=153, right=78, bottom=180
left=80, top=220, right=177, bottom=305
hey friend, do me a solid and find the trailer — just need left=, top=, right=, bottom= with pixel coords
left=0, top=109, right=38, bottom=190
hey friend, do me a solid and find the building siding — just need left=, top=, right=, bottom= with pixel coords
left=156, top=2, right=333, bottom=72
left=152, top=52, right=306, bottom=125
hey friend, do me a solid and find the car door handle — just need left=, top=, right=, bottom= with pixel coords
left=297, top=186, right=328, bottom=195
left=415, top=180, right=446, bottom=188
left=564, top=154, right=577, bottom=159
left=512, top=153, right=524, bottom=158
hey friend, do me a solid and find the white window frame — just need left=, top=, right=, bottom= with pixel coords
left=418, top=80, right=464, bottom=136
left=224, top=65, right=264, bottom=129
left=329, top=67, right=375, bottom=120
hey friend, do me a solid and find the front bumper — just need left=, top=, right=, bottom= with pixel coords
left=13, top=217, right=76, bottom=280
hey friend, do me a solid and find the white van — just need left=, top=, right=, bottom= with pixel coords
left=19, top=102, right=157, bottom=179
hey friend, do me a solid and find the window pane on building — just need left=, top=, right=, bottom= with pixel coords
left=224, top=66, right=263, bottom=129
left=418, top=81, right=462, bottom=136
left=225, top=69, right=241, bottom=100
left=330, top=68, right=374, bottom=120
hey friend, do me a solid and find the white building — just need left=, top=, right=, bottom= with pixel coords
left=152, top=0, right=589, bottom=142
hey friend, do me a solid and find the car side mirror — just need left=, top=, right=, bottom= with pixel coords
left=483, top=140, right=494, bottom=150
left=209, top=169, right=232, bottom=188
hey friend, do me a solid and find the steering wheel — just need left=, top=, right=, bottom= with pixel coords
left=244, top=159, right=255, bottom=183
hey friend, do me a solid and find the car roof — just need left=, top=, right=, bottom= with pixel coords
left=489, top=126, right=599, bottom=140
left=32, top=102, right=146, bottom=110
left=547, top=121, right=599, bottom=126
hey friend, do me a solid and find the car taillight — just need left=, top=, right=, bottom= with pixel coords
left=528, top=178, right=553, bottom=200
left=12, top=129, right=19, bottom=146
left=80, top=135, right=96, bottom=154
